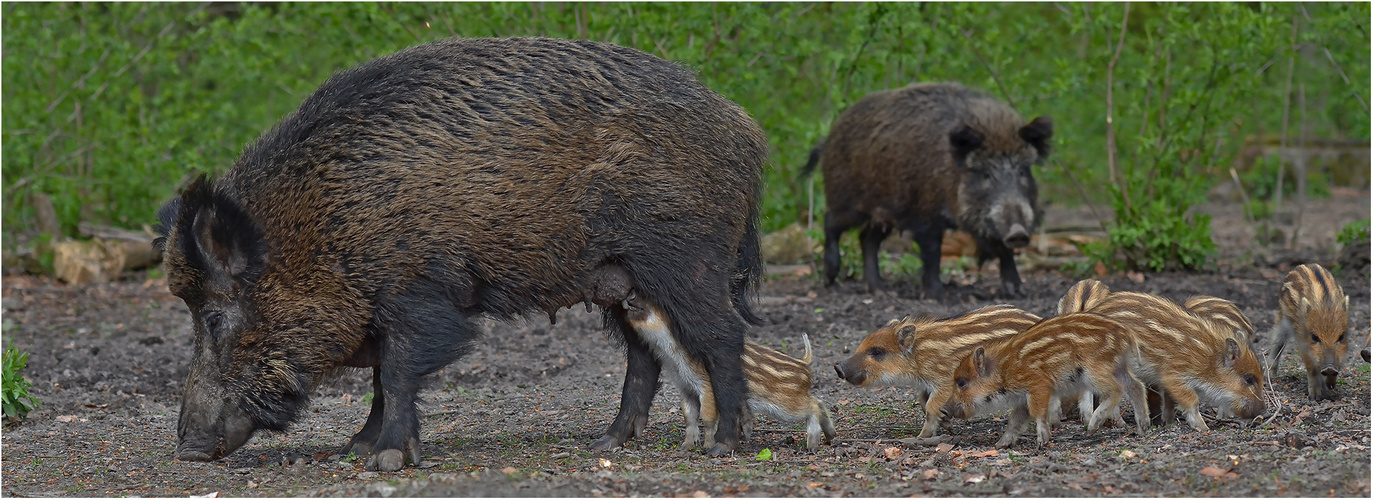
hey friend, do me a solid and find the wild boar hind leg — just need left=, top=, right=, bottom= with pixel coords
left=909, top=222, right=947, bottom=299
left=996, top=404, right=1032, bottom=448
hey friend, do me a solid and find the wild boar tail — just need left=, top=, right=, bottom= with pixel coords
left=732, top=210, right=765, bottom=326
left=798, top=142, right=825, bottom=178
left=800, top=333, right=814, bottom=365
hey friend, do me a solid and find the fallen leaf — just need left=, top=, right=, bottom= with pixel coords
left=691, top=491, right=709, bottom=498
left=883, top=447, right=902, bottom=459
left=1094, top=261, right=1108, bottom=277
left=958, top=449, right=998, bottom=459
left=1066, top=482, right=1084, bottom=491
left=922, top=469, right=939, bottom=480
left=598, top=458, right=612, bottom=469
left=56, top=415, right=79, bottom=423
left=1119, top=449, right=1137, bottom=459
left=807, top=482, right=823, bottom=488
left=190, top=493, right=218, bottom=499
left=964, top=474, right=986, bottom=484
left=82, top=403, right=109, bottom=409
left=501, top=466, right=518, bottom=475
left=1127, top=271, right=1145, bottom=283
left=1199, top=466, right=1231, bottom=478
left=935, top=443, right=954, bottom=453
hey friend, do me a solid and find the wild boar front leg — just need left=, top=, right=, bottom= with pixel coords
left=920, top=387, right=954, bottom=438
left=593, top=309, right=662, bottom=450
left=342, top=366, right=386, bottom=458
left=1264, top=318, right=1294, bottom=382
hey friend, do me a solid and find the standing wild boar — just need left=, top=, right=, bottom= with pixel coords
left=154, top=37, right=768, bottom=472
left=801, top=82, right=1052, bottom=297
left=940, top=312, right=1150, bottom=448
left=1265, top=263, right=1350, bottom=401
left=833, top=305, right=1041, bottom=438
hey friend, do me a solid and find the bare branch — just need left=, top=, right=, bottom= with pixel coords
left=1104, top=2, right=1132, bottom=211
left=961, top=28, right=1018, bottom=111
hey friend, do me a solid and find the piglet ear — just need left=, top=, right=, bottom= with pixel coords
left=974, top=347, right=994, bottom=378
left=948, top=123, right=985, bottom=162
left=1222, top=337, right=1240, bottom=369
left=1019, top=116, right=1054, bottom=160
left=895, top=324, right=917, bottom=354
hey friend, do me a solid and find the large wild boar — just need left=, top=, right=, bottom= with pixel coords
left=801, top=82, right=1051, bottom=297
left=154, top=37, right=768, bottom=472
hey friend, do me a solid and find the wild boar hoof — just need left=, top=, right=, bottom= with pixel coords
left=706, top=443, right=735, bottom=457
left=589, top=435, right=623, bottom=451
left=366, top=449, right=406, bottom=472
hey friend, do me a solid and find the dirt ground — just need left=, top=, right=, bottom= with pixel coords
left=2, top=191, right=1369, bottom=498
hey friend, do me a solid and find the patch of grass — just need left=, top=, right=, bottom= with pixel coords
left=3, top=347, right=41, bottom=420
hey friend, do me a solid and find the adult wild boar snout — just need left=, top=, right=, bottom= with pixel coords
left=176, top=364, right=255, bottom=462
left=1004, top=223, right=1030, bottom=248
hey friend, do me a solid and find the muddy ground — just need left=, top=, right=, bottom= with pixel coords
left=2, top=191, right=1369, bottom=497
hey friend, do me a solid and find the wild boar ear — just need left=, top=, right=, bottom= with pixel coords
left=1019, top=116, right=1054, bottom=160
left=897, top=324, right=918, bottom=355
left=152, top=197, right=182, bottom=255
left=179, top=176, right=266, bottom=285
left=948, top=123, right=985, bottom=161
left=1222, top=337, right=1241, bottom=369
left=1300, top=297, right=1311, bottom=314
left=974, top=347, right=995, bottom=378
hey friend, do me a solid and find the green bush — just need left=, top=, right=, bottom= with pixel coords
left=2, top=347, right=40, bottom=420
left=2, top=3, right=1367, bottom=252
left=1337, top=219, right=1370, bottom=247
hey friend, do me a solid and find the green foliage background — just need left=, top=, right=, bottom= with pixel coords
left=3, top=3, right=1369, bottom=269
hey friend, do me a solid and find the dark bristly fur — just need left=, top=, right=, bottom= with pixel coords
left=156, top=37, right=767, bottom=472
left=800, top=82, right=1052, bottom=298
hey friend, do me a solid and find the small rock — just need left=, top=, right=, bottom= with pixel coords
left=232, top=468, right=251, bottom=475
left=358, top=471, right=379, bottom=480
left=550, top=452, right=570, bottom=459
left=1119, top=449, right=1137, bottom=460
left=419, top=461, right=439, bottom=469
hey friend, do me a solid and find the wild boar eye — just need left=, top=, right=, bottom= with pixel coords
left=1243, top=374, right=1258, bottom=386
left=1311, top=334, right=1320, bottom=344
left=956, top=378, right=968, bottom=389
left=204, top=312, right=224, bottom=334
left=867, top=347, right=886, bottom=360
left=1337, top=333, right=1345, bottom=343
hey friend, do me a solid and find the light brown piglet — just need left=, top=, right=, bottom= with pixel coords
left=939, top=312, right=1150, bottom=448
left=834, top=305, right=1042, bottom=438
left=626, top=300, right=836, bottom=450
left=1184, top=295, right=1256, bottom=345
left=1088, top=292, right=1266, bottom=430
left=1265, top=263, right=1350, bottom=401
